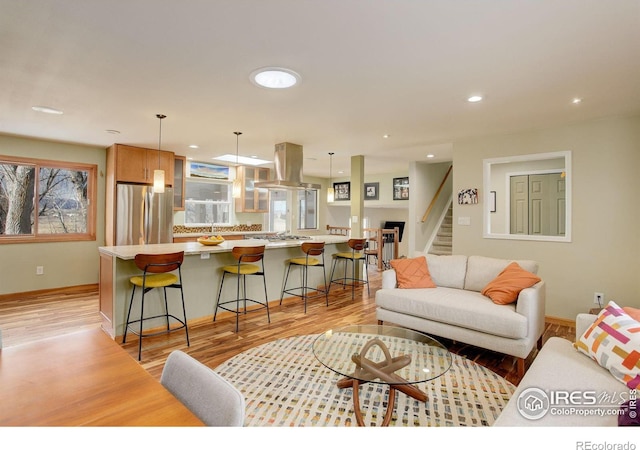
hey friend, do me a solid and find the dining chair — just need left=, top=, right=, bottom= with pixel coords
left=161, top=350, right=245, bottom=426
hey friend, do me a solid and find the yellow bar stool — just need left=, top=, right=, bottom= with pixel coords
left=214, top=245, right=270, bottom=332
left=280, top=242, right=328, bottom=313
left=328, top=238, right=369, bottom=300
left=123, top=251, right=189, bottom=361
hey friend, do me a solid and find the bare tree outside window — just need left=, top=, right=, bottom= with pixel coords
left=0, top=163, right=35, bottom=235
left=0, top=155, right=96, bottom=243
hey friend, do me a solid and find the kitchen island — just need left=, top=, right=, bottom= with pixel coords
left=98, top=235, right=350, bottom=338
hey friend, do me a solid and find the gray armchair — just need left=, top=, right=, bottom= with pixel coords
left=160, top=350, right=245, bottom=426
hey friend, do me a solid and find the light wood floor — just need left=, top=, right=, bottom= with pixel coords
left=0, top=267, right=574, bottom=386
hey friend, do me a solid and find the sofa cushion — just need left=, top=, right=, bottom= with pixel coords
left=464, top=255, right=538, bottom=292
left=416, top=253, right=467, bottom=289
left=389, top=256, right=436, bottom=289
left=574, top=301, right=640, bottom=389
left=375, top=286, right=527, bottom=339
left=481, top=262, right=542, bottom=305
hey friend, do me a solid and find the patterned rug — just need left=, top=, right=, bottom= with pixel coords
left=215, top=334, right=516, bottom=427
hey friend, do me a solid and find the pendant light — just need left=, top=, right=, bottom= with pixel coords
left=327, top=152, right=335, bottom=203
left=232, top=131, right=243, bottom=199
left=153, top=114, right=166, bottom=193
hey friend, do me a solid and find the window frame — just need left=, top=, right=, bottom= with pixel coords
left=183, top=177, right=233, bottom=226
left=0, top=155, right=97, bottom=244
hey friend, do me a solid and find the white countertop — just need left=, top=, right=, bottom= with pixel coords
left=99, top=235, right=349, bottom=260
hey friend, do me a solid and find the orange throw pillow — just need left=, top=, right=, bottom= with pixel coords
left=623, top=306, right=640, bottom=322
left=390, top=256, right=436, bottom=289
left=481, top=261, right=541, bottom=305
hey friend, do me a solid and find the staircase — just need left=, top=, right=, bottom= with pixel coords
left=428, top=205, right=452, bottom=255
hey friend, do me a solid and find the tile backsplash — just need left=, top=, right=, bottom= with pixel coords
left=173, top=224, right=262, bottom=234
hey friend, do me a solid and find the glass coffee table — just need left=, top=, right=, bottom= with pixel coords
left=313, top=324, right=453, bottom=426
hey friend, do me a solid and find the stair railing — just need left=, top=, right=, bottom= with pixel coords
left=421, top=165, right=453, bottom=223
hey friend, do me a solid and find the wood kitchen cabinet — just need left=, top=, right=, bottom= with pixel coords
left=235, top=166, right=270, bottom=213
left=110, top=144, right=174, bottom=185
left=104, top=143, right=175, bottom=246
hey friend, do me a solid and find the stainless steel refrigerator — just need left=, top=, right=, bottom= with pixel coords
left=116, top=184, right=174, bottom=246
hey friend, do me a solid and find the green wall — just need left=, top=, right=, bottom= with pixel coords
left=451, top=115, right=640, bottom=319
left=0, top=134, right=106, bottom=295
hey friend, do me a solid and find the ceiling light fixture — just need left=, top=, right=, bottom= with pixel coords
left=189, top=144, right=199, bottom=149
left=383, top=134, right=390, bottom=139
left=105, top=129, right=121, bottom=134
left=427, top=154, right=435, bottom=158
left=153, top=114, right=166, bottom=193
left=232, top=131, right=243, bottom=199
left=467, top=95, right=483, bottom=103
left=251, top=67, right=300, bottom=89
left=572, top=98, right=582, bottom=104
left=327, top=152, right=335, bottom=203
left=32, top=105, right=63, bottom=115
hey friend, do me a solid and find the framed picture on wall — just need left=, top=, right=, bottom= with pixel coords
left=364, top=182, right=379, bottom=200
left=393, top=177, right=409, bottom=200
left=333, top=181, right=351, bottom=201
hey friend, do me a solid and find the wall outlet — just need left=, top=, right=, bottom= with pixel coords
left=36, top=266, right=44, bottom=275
left=594, top=292, right=604, bottom=305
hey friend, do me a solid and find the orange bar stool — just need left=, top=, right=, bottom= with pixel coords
left=214, top=245, right=270, bottom=332
left=280, top=242, right=328, bottom=313
left=123, top=251, right=189, bottom=361
left=328, top=238, right=370, bottom=300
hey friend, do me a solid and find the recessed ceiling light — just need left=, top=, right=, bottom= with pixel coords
left=250, top=67, right=300, bottom=89
left=383, top=134, right=390, bottom=139
left=338, top=170, right=344, bottom=174
left=32, top=105, right=63, bottom=115
left=189, top=144, right=199, bottom=149
left=105, top=129, right=121, bottom=134
left=467, top=95, right=483, bottom=103
left=426, top=154, right=435, bottom=158
left=572, top=98, right=582, bottom=104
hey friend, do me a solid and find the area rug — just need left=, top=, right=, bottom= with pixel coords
left=214, top=334, right=516, bottom=426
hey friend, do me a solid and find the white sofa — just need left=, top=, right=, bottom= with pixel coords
left=495, top=314, right=627, bottom=426
left=375, top=254, right=545, bottom=377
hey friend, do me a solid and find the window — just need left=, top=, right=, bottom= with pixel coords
left=268, top=189, right=318, bottom=232
left=184, top=178, right=231, bottom=225
left=297, top=189, right=318, bottom=230
left=269, top=190, right=287, bottom=232
left=0, top=155, right=97, bottom=243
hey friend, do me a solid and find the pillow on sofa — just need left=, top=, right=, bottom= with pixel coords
left=389, top=256, right=436, bottom=289
left=480, top=261, right=542, bottom=305
left=574, top=301, right=640, bottom=389
left=464, top=255, right=538, bottom=292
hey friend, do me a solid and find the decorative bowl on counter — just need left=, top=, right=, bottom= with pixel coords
left=197, top=235, right=225, bottom=246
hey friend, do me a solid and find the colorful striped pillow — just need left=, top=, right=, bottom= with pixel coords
left=574, top=301, right=640, bottom=389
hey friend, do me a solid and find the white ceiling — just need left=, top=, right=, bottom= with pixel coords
left=2, top=0, right=639, bottom=178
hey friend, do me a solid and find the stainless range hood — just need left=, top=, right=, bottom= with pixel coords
left=255, top=142, right=321, bottom=190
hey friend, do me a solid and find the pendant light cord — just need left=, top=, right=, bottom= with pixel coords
left=234, top=131, right=242, bottom=165
left=328, top=152, right=334, bottom=184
